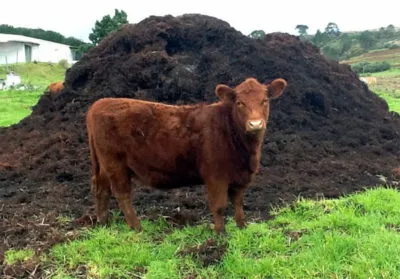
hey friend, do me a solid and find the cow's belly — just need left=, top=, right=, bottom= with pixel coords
left=127, top=153, right=203, bottom=189
left=135, top=169, right=203, bottom=189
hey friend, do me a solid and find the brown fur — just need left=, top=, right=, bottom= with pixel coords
left=47, top=81, right=64, bottom=94
left=86, top=77, right=287, bottom=232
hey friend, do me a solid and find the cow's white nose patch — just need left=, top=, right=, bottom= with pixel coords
left=249, top=120, right=263, bottom=128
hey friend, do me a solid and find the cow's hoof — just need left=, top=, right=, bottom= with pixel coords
left=97, top=215, right=109, bottom=226
left=129, top=223, right=143, bottom=232
left=135, top=226, right=143, bottom=232
left=211, top=224, right=226, bottom=234
left=236, top=221, right=247, bottom=229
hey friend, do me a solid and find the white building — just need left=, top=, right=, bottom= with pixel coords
left=0, top=33, right=75, bottom=65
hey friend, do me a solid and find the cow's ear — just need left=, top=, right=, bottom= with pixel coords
left=266, top=78, right=287, bottom=99
left=215, top=84, right=236, bottom=102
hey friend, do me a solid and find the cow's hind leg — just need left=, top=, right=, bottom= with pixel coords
left=88, top=135, right=110, bottom=224
left=108, top=166, right=142, bottom=231
left=93, top=170, right=111, bottom=224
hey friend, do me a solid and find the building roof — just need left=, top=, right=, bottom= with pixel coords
left=0, top=33, right=70, bottom=47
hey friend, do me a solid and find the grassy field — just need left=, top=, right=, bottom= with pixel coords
left=0, top=62, right=65, bottom=127
left=6, top=187, right=400, bottom=278
left=0, top=90, right=43, bottom=126
left=367, top=68, right=400, bottom=113
left=0, top=62, right=66, bottom=87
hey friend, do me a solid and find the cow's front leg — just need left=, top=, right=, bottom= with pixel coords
left=228, top=186, right=247, bottom=228
left=205, top=181, right=228, bottom=233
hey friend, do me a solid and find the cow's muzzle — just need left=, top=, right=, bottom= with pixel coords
left=246, top=119, right=266, bottom=132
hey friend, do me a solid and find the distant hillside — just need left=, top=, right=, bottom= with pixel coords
left=0, top=24, right=84, bottom=47
left=341, top=48, right=400, bottom=68
left=304, top=24, right=400, bottom=61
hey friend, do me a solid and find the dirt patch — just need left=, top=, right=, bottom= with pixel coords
left=385, top=223, right=400, bottom=232
left=178, top=238, right=226, bottom=267
left=2, top=257, right=41, bottom=278
left=0, top=14, right=400, bottom=276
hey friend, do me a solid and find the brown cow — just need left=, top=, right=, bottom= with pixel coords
left=86, top=77, right=287, bottom=233
left=47, top=81, right=64, bottom=94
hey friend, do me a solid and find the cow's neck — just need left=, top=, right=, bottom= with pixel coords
left=229, top=116, right=264, bottom=173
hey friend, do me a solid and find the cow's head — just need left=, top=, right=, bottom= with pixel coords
left=216, top=78, right=287, bottom=134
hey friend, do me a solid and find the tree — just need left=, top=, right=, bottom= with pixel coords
left=359, top=31, right=377, bottom=51
left=0, top=24, right=84, bottom=46
left=322, top=44, right=341, bottom=60
left=65, top=36, right=85, bottom=46
left=339, top=33, right=352, bottom=55
left=249, top=30, right=265, bottom=39
left=295, top=25, right=309, bottom=36
left=311, top=29, right=326, bottom=47
left=386, top=24, right=395, bottom=33
left=384, top=24, right=396, bottom=38
left=89, top=9, right=128, bottom=45
left=77, top=43, right=94, bottom=55
left=325, top=22, right=340, bottom=37
left=376, top=27, right=385, bottom=39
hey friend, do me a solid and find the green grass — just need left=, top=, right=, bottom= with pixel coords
left=37, top=187, right=400, bottom=278
left=374, top=89, right=400, bottom=113
left=0, top=62, right=66, bottom=87
left=56, top=215, right=74, bottom=224
left=0, top=62, right=66, bottom=127
left=0, top=90, right=43, bottom=126
left=361, top=68, right=400, bottom=113
left=368, top=67, right=400, bottom=77
left=5, top=249, right=35, bottom=265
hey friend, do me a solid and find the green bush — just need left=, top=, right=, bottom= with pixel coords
left=322, top=45, right=341, bottom=60
left=389, top=44, right=400, bottom=50
left=351, top=62, right=368, bottom=73
left=348, top=45, right=365, bottom=58
left=351, top=61, right=391, bottom=73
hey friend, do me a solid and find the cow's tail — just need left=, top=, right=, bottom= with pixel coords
left=88, top=132, right=99, bottom=195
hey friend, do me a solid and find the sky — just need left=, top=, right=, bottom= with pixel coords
left=2, top=0, right=399, bottom=42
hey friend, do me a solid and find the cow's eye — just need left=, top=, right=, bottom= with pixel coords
left=261, top=100, right=268, bottom=106
left=236, top=101, right=245, bottom=107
